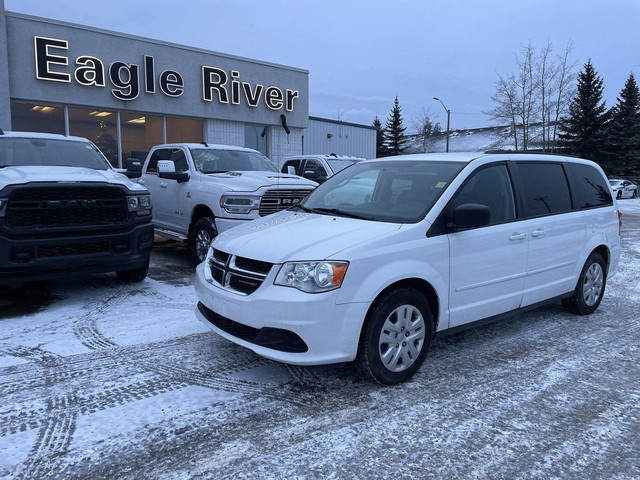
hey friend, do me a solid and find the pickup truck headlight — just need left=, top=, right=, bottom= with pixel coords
left=220, top=195, right=261, bottom=214
left=127, top=194, right=152, bottom=215
left=0, top=198, right=7, bottom=216
left=275, top=261, right=348, bottom=293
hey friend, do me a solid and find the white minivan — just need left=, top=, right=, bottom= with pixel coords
left=194, top=152, right=622, bottom=384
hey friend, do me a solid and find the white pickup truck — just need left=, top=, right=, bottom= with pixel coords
left=127, top=143, right=317, bottom=262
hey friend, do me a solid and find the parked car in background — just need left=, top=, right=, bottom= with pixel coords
left=0, top=131, right=153, bottom=285
left=126, top=143, right=317, bottom=263
left=281, top=154, right=365, bottom=184
left=195, top=152, right=621, bottom=385
left=609, top=178, right=637, bottom=199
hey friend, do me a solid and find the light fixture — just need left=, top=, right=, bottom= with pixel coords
left=89, top=111, right=112, bottom=117
left=127, top=116, right=146, bottom=124
left=31, top=106, right=55, bottom=112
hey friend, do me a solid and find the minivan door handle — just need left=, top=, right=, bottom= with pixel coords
left=509, top=233, right=527, bottom=241
left=531, top=229, right=546, bottom=238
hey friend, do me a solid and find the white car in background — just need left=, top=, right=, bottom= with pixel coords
left=281, top=154, right=365, bottom=184
left=609, top=179, right=637, bottom=199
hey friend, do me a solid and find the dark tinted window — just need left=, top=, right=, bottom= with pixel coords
left=518, top=163, right=572, bottom=217
left=282, top=159, right=301, bottom=175
left=451, top=164, right=516, bottom=225
left=170, top=149, right=189, bottom=172
left=569, top=163, right=613, bottom=208
left=146, top=148, right=171, bottom=174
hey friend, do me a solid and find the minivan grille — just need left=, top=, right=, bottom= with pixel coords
left=208, top=248, right=273, bottom=295
left=259, top=189, right=312, bottom=216
left=6, top=186, right=128, bottom=228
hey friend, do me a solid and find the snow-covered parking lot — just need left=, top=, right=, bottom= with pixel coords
left=2, top=201, right=640, bottom=480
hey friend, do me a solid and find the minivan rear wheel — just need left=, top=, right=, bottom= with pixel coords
left=357, top=288, right=433, bottom=385
left=562, top=252, right=607, bottom=315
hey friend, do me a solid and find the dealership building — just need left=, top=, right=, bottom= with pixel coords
left=0, top=1, right=375, bottom=166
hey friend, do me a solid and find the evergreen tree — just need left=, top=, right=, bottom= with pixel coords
left=559, top=60, right=609, bottom=160
left=606, top=73, right=640, bottom=168
left=383, top=96, right=407, bottom=155
left=372, top=115, right=387, bottom=158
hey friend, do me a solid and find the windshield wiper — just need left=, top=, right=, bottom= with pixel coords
left=308, top=207, right=372, bottom=220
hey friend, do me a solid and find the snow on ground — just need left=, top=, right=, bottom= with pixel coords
left=1, top=202, right=640, bottom=479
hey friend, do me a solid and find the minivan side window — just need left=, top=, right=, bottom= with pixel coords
left=568, top=163, right=613, bottom=208
left=517, top=163, right=572, bottom=217
left=451, top=164, right=516, bottom=225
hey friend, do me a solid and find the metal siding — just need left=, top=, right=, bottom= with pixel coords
left=306, top=119, right=376, bottom=159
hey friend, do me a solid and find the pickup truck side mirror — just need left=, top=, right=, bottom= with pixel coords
left=158, top=160, right=190, bottom=183
left=448, top=203, right=491, bottom=231
left=124, top=158, right=143, bottom=178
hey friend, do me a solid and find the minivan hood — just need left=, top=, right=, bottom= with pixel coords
left=213, top=210, right=401, bottom=263
left=204, top=171, right=317, bottom=192
left=0, top=165, right=145, bottom=192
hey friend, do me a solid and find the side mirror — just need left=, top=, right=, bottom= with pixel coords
left=449, top=203, right=491, bottom=231
left=287, top=166, right=296, bottom=175
left=158, top=160, right=190, bottom=183
left=124, top=158, right=143, bottom=178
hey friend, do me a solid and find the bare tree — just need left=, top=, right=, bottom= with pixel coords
left=487, top=72, right=520, bottom=150
left=515, top=42, right=538, bottom=150
left=488, top=40, right=577, bottom=151
left=551, top=40, right=577, bottom=150
left=412, top=108, right=438, bottom=152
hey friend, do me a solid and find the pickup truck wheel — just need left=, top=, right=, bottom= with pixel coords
left=356, top=288, right=433, bottom=385
left=116, top=261, right=149, bottom=283
left=190, top=217, right=217, bottom=264
left=562, top=252, right=607, bottom=315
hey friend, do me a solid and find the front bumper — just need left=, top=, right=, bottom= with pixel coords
left=0, top=222, right=154, bottom=284
left=194, top=262, right=369, bottom=365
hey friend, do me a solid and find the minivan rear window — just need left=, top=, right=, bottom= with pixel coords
left=568, top=163, right=613, bottom=208
left=517, top=162, right=572, bottom=217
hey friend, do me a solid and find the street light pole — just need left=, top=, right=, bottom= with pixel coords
left=433, top=97, right=451, bottom=153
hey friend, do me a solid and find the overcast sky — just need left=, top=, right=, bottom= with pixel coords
left=5, top=0, right=640, bottom=131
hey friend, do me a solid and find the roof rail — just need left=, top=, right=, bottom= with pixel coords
left=484, top=149, right=577, bottom=157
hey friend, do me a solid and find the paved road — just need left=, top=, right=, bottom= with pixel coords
left=1, top=203, right=639, bottom=479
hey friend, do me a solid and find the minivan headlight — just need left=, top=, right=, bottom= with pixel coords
left=220, top=195, right=261, bottom=214
left=275, top=261, right=348, bottom=293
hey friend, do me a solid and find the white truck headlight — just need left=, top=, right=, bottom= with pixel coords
left=275, top=261, right=348, bottom=293
left=220, top=195, right=261, bottom=214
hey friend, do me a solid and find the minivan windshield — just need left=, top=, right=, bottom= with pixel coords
left=296, top=160, right=465, bottom=223
left=0, top=137, right=111, bottom=170
left=191, top=148, right=278, bottom=174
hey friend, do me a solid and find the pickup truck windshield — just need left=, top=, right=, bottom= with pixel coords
left=298, top=160, right=465, bottom=223
left=191, top=148, right=278, bottom=174
left=0, top=137, right=111, bottom=170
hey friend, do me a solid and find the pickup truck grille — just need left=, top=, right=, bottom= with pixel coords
left=208, top=248, right=273, bottom=295
left=259, top=189, right=312, bottom=216
left=5, top=186, right=128, bottom=229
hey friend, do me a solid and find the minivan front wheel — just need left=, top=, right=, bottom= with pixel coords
left=357, top=288, right=433, bottom=385
left=562, top=252, right=607, bottom=315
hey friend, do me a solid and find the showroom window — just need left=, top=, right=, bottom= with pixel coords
left=120, top=112, right=163, bottom=163
left=10, top=101, right=65, bottom=135
left=68, top=107, right=118, bottom=166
